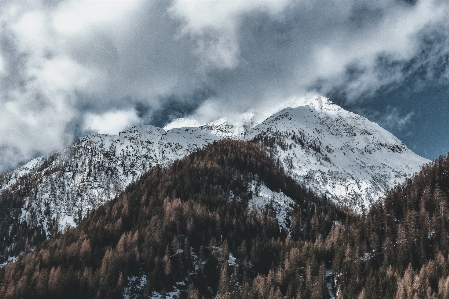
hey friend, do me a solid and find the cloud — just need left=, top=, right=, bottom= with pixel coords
left=83, top=109, right=140, bottom=135
left=315, top=1, right=449, bottom=104
left=1, top=0, right=449, bottom=171
left=51, top=0, right=140, bottom=35
left=163, top=118, right=201, bottom=131
left=174, top=0, right=449, bottom=121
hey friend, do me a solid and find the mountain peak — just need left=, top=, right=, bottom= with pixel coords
left=274, top=95, right=341, bottom=114
left=247, top=97, right=428, bottom=210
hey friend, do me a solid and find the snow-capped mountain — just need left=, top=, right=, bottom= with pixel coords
left=246, top=97, right=429, bottom=210
left=0, top=96, right=427, bottom=242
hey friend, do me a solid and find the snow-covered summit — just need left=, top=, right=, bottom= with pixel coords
left=246, top=97, right=428, bottom=210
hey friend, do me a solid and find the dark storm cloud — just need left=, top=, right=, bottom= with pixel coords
left=1, top=0, right=449, bottom=172
left=137, top=88, right=214, bottom=128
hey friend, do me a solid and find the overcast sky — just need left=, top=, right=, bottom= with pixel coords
left=0, top=0, right=448, bottom=173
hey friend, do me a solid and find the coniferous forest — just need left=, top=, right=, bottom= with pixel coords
left=1, top=140, right=449, bottom=298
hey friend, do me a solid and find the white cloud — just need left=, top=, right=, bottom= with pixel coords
left=0, top=55, right=4, bottom=75
left=0, top=89, right=77, bottom=172
left=52, top=0, right=140, bottom=35
left=357, top=106, right=415, bottom=135
left=83, top=109, right=140, bottom=135
left=163, top=118, right=202, bottom=131
left=306, top=0, right=449, bottom=102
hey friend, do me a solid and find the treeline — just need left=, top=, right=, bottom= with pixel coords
left=1, top=140, right=449, bottom=298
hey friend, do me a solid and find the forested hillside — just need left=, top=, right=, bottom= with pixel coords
left=0, top=140, right=342, bottom=298
left=0, top=140, right=448, bottom=298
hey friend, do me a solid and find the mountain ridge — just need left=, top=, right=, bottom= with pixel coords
left=0, top=96, right=428, bottom=264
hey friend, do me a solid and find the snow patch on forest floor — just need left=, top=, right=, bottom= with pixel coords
left=228, top=252, right=238, bottom=267
left=123, top=274, right=183, bottom=299
left=123, top=274, right=147, bottom=299
left=150, top=290, right=181, bottom=299
left=326, top=269, right=335, bottom=299
left=123, top=246, right=207, bottom=299
left=0, top=255, right=19, bottom=268
left=248, top=181, right=295, bottom=234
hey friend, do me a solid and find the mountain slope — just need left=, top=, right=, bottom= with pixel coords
left=0, top=141, right=447, bottom=299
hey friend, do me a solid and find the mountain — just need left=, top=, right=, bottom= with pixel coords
left=0, top=140, right=447, bottom=299
left=0, top=96, right=428, bottom=264
left=0, top=140, right=344, bottom=298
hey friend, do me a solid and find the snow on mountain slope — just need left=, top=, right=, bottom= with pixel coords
left=0, top=96, right=428, bottom=243
left=247, top=181, right=295, bottom=234
left=246, top=97, right=429, bottom=210
left=0, top=125, right=223, bottom=235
